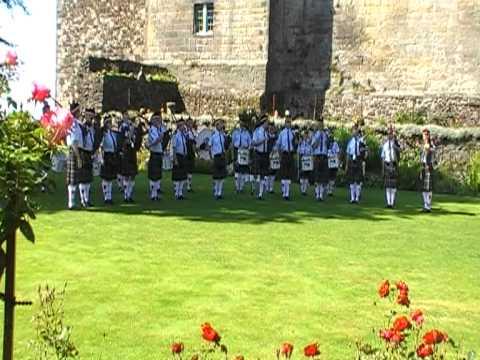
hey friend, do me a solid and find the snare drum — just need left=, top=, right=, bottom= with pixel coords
left=301, top=155, right=314, bottom=171
left=328, top=156, right=339, bottom=169
left=270, top=151, right=280, bottom=170
left=237, top=148, right=250, bottom=166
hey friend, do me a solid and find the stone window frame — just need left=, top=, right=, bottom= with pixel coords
left=193, top=0, right=214, bottom=37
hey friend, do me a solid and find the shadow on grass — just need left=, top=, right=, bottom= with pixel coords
left=36, top=173, right=479, bottom=225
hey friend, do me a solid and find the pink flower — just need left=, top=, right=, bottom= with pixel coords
left=32, top=83, right=51, bottom=102
left=5, top=50, right=17, bottom=66
left=411, top=309, right=424, bottom=327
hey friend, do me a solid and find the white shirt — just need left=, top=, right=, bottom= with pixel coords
left=328, top=142, right=340, bottom=158
left=297, top=140, right=313, bottom=156
left=66, top=118, right=82, bottom=147
left=381, top=140, right=397, bottom=163
left=173, top=130, right=187, bottom=156
left=209, top=130, right=226, bottom=156
left=346, top=136, right=361, bottom=160
left=102, top=130, right=117, bottom=153
left=252, top=127, right=268, bottom=153
left=148, top=126, right=164, bottom=153
left=276, top=128, right=295, bottom=152
left=80, top=125, right=95, bottom=151
left=232, top=128, right=252, bottom=149
left=311, top=130, right=329, bottom=155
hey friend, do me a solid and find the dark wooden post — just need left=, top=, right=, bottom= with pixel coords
left=2, top=228, right=16, bottom=360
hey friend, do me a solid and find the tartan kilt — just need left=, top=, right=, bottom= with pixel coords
left=314, top=155, right=329, bottom=184
left=328, top=168, right=338, bottom=182
left=78, top=149, right=93, bottom=184
left=100, top=152, right=119, bottom=181
left=420, top=167, right=434, bottom=192
left=384, top=162, right=398, bottom=188
left=148, top=152, right=163, bottom=181
left=185, top=156, right=195, bottom=174
left=172, top=154, right=187, bottom=181
left=254, top=151, right=269, bottom=177
left=120, top=149, right=138, bottom=177
left=233, top=148, right=250, bottom=174
left=66, top=148, right=80, bottom=185
left=280, top=152, right=295, bottom=180
left=212, top=154, right=227, bottom=180
left=347, top=159, right=363, bottom=184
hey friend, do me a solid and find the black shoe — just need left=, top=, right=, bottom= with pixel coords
left=269, top=190, right=274, bottom=194
left=350, top=200, right=355, bottom=204
left=328, top=193, right=333, bottom=197
left=257, top=196, right=263, bottom=201
left=87, top=201, right=94, bottom=207
left=284, top=196, right=290, bottom=201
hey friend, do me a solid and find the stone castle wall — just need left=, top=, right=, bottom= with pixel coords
left=56, top=0, right=147, bottom=107
left=56, top=0, right=480, bottom=123
left=326, top=0, right=480, bottom=125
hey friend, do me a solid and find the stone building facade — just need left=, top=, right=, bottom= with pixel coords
left=57, top=0, right=480, bottom=124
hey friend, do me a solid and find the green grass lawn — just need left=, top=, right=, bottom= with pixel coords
left=2, top=173, right=479, bottom=359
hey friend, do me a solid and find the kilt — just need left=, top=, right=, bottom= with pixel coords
left=185, top=156, right=195, bottom=174
left=212, top=154, right=227, bottom=180
left=172, top=154, right=187, bottom=181
left=120, top=148, right=138, bottom=177
left=100, top=152, right=119, bottom=181
left=280, top=152, right=295, bottom=180
left=328, top=168, right=338, bottom=182
left=66, top=148, right=80, bottom=186
left=421, top=166, right=434, bottom=192
left=148, top=152, right=163, bottom=181
left=347, top=159, right=363, bottom=184
left=78, top=149, right=93, bottom=184
left=314, top=155, right=329, bottom=184
left=253, top=151, right=269, bottom=177
left=234, top=148, right=250, bottom=174
left=383, top=162, right=398, bottom=189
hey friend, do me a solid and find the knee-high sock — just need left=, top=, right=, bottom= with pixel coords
left=149, top=180, right=156, bottom=199
left=355, top=183, right=361, bottom=201
left=107, top=181, right=113, bottom=200
left=239, top=174, right=245, bottom=191
left=285, top=180, right=291, bottom=197
left=187, top=174, right=192, bottom=190
left=427, top=192, right=432, bottom=209
left=117, top=175, right=123, bottom=189
left=392, top=188, right=397, bottom=205
left=174, top=182, right=179, bottom=197
left=67, top=185, right=77, bottom=208
left=213, top=180, right=219, bottom=197
left=281, top=180, right=285, bottom=196
left=235, top=173, right=240, bottom=191
left=123, top=179, right=129, bottom=199
left=385, top=188, right=391, bottom=205
left=79, top=183, right=87, bottom=205
left=259, top=178, right=265, bottom=197
left=219, top=180, right=224, bottom=196
left=86, top=183, right=91, bottom=202
left=315, top=184, right=320, bottom=199
left=157, top=180, right=161, bottom=193
left=179, top=180, right=185, bottom=196
left=102, top=180, right=109, bottom=201
left=319, top=184, right=325, bottom=199
left=422, top=192, right=428, bottom=208
left=350, top=184, right=355, bottom=201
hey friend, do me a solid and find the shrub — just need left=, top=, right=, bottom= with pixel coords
left=395, top=110, right=426, bottom=126
left=28, top=284, right=79, bottom=360
left=466, top=151, right=480, bottom=194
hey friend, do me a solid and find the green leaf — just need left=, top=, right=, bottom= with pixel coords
left=19, top=219, right=35, bottom=243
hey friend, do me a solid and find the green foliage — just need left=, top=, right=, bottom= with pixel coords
left=394, top=110, right=426, bottom=125
left=238, top=108, right=259, bottom=131
left=0, top=112, right=53, bottom=252
left=362, top=130, right=381, bottom=172
left=28, top=284, right=79, bottom=360
left=466, top=151, right=480, bottom=194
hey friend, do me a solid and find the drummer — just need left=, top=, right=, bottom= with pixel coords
left=275, top=112, right=296, bottom=201
left=297, top=129, right=314, bottom=196
left=232, top=119, right=252, bottom=193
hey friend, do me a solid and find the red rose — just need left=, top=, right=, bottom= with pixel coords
left=392, top=316, right=411, bottom=332
left=411, top=309, right=424, bottom=326
left=32, top=83, right=51, bottom=102
left=390, top=331, right=405, bottom=344
left=5, top=50, right=17, bottom=66
left=417, top=343, right=434, bottom=358
left=171, top=342, right=184, bottom=354
left=396, top=290, right=410, bottom=307
left=281, top=342, right=294, bottom=358
left=201, top=322, right=221, bottom=343
left=379, top=329, right=394, bottom=341
left=378, top=280, right=390, bottom=298
left=303, top=343, right=320, bottom=357
left=423, top=329, right=448, bottom=345
left=396, top=281, right=409, bottom=292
